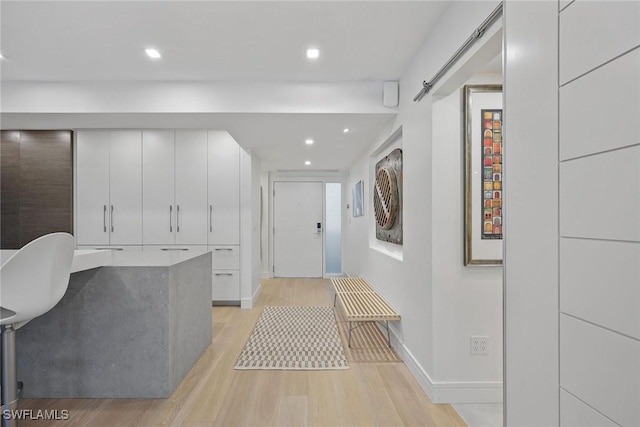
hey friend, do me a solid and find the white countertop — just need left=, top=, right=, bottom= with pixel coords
left=110, top=248, right=210, bottom=267
left=1, top=248, right=209, bottom=273
left=1, top=249, right=112, bottom=273
left=72, top=250, right=113, bottom=272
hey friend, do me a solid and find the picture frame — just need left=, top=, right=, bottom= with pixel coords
left=352, top=180, right=364, bottom=217
left=374, top=148, right=403, bottom=244
left=463, top=84, right=503, bottom=266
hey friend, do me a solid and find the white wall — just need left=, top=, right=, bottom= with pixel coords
left=431, top=73, right=503, bottom=393
left=503, top=1, right=559, bottom=425
left=344, top=0, right=503, bottom=403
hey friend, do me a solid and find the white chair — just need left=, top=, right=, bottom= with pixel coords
left=0, top=233, right=75, bottom=426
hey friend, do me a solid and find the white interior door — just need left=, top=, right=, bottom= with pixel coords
left=273, top=181, right=323, bottom=278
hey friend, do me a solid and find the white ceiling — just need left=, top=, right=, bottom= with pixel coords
left=0, top=0, right=451, bottom=171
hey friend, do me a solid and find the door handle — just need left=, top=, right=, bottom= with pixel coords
left=169, top=205, right=173, bottom=232
left=111, top=205, right=114, bottom=232
left=103, top=205, right=107, bottom=232
left=177, top=205, right=180, bottom=232
left=209, top=205, right=213, bottom=232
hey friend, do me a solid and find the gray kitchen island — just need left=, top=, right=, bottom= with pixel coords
left=13, top=249, right=212, bottom=398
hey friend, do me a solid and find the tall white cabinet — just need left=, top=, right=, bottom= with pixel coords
left=142, top=130, right=208, bottom=246
left=208, top=131, right=241, bottom=303
left=76, top=131, right=142, bottom=246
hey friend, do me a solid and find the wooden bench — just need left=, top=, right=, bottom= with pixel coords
left=331, top=277, right=400, bottom=348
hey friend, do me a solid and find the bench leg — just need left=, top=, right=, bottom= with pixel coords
left=385, top=321, right=391, bottom=348
left=348, top=321, right=352, bottom=348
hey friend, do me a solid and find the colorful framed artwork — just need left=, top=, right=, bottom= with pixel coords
left=463, top=84, right=503, bottom=266
left=352, top=180, right=364, bottom=217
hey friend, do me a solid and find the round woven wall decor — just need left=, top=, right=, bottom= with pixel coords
left=374, top=166, right=399, bottom=230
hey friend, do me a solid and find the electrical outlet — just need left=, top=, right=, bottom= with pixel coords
left=470, top=336, right=489, bottom=355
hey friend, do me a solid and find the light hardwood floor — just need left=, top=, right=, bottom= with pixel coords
left=18, top=278, right=466, bottom=427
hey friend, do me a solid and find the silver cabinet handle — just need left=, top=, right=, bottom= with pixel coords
left=209, top=205, right=213, bottom=232
left=110, top=205, right=114, bottom=232
left=169, top=205, right=173, bottom=232
left=215, top=273, right=234, bottom=276
left=214, top=248, right=234, bottom=251
left=161, top=247, right=189, bottom=251
left=103, top=205, right=107, bottom=232
left=95, top=247, right=124, bottom=251
left=177, top=205, right=180, bottom=232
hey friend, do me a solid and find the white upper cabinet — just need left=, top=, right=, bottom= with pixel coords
left=76, top=131, right=110, bottom=245
left=175, top=131, right=208, bottom=245
left=76, top=130, right=142, bottom=245
left=109, top=131, right=142, bottom=244
left=208, top=131, right=240, bottom=245
left=77, top=128, right=241, bottom=264
left=143, top=130, right=175, bottom=245
left=143, top=130, right=208, bottom=245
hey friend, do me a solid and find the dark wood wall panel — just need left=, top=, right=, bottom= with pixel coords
left=1, top=131, right=22, bottom=248
left=1, top=130, right=73, bottom=249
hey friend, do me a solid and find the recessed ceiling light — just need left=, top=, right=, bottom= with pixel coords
left=305, top=161, right=311, bottom=166
left=306, top=48, right=320, bottom=59
left=305, top=139, right=314, bottom=145
left=145, top=48, right=162, bottom=59
left=343, top=128, right=350, bottom=133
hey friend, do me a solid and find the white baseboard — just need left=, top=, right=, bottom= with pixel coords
left=241, top=282, right=262, bottom=309
left=387, top=326, right=503, bottom=404
left=260, top=270, right=271, bottom=279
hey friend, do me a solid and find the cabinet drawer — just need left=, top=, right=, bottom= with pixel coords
left=212, top=270, right=240, bottom=301
left=77, top=245, right=143, bottom=252
left=209, top=245, right=240, bottom=270
left=142, top=245, right=208, bottom=254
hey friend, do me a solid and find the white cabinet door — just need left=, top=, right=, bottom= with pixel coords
left=76, top=131, right=110, bottom=245
left=207, top=131, right=240, bottom=245
left=143, top=131, right=175, bottom=245
left=109, top=131, right=142, bottom=245
left=175, top=131, right=208, bottom=245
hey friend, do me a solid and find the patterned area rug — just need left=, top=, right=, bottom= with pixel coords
left=234, top=306, right=349, bottom=370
